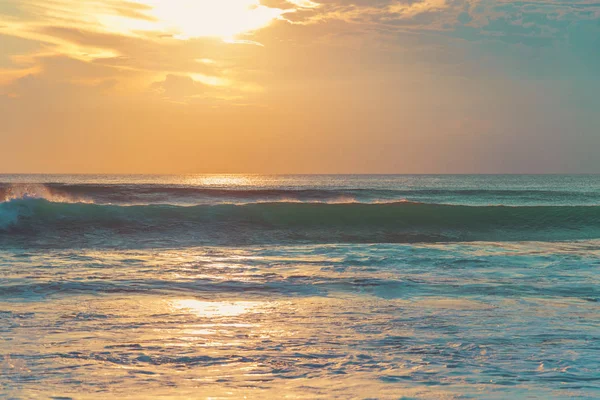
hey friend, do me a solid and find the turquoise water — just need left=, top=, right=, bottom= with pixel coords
left=1, top=175, right=599, bottom=399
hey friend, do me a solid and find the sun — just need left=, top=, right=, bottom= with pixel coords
left=137, top=0, right=289, bottom=40
left=96, top=0, right=319, bottom=42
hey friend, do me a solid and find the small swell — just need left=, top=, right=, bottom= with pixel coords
left=3, top=184, right=600, bottom=206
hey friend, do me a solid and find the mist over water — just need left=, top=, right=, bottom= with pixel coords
left=1, top=175, right=600, bottom=399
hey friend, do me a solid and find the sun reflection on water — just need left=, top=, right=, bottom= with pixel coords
left=171, top=299, right=263, bottom=318
left=184, top=175, right=257, bottom=188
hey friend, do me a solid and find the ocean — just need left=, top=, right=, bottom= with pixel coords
left=1, top=175, right=599, bottom=399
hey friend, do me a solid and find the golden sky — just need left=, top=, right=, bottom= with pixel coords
left=1, top=0, right=599, bottom=173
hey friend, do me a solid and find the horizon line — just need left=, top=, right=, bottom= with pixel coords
left=1, top=172, right=600, bottom=176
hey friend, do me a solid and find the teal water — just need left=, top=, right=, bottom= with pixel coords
left=1, top=175, right=599, bottom=399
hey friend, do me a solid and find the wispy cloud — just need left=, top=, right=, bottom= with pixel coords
left=2, top=0, right=600, bottom=103
left=0, top=0, right=329, bottom=102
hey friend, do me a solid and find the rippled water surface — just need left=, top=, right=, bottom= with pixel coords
left=1, top=175, right=600, bottom=399
left=2, top=243, right=600, bottom=399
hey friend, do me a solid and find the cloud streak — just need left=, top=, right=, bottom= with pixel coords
left=3, top=0, right=598, bottom=96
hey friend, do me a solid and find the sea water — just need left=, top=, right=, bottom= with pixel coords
left=1, top=175, right=599, bottom=399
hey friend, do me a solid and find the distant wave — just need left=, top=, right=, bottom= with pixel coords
left=2, top=183, right=600, bottom=206
left=2, top=198, right=600, bottom=247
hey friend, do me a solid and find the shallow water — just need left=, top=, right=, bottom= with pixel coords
left=2, top=243, right=599, bottom=399
left=1, top=175, right=600, bottom=399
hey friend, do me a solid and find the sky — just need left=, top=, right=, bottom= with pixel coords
left=0, top=0, right=599, bottom=174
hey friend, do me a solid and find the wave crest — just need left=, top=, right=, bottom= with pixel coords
left=0, top=184, right=91, bottom=204
left=1, top=199, right=600, bottom=247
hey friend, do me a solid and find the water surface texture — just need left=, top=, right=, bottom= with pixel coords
left=1, top=175, right=599, bottom=399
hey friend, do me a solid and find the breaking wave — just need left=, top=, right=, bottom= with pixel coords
left=1, top=198, right=599, bottom=247
left=0, top=183, right=91, bottom=204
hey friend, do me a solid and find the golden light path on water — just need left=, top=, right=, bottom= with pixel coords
left=172, top=299, right=263, bottom=318
left=1, top=294, right=465, bottom=399
left=185, top=175, right=258, bottom=187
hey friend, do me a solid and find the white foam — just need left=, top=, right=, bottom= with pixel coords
left=0, top=184, right=91, bottom=204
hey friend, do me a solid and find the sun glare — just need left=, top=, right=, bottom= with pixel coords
left=172, top=299, right=263, bottom=318
left=133, top=0, right=288, bottom=40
